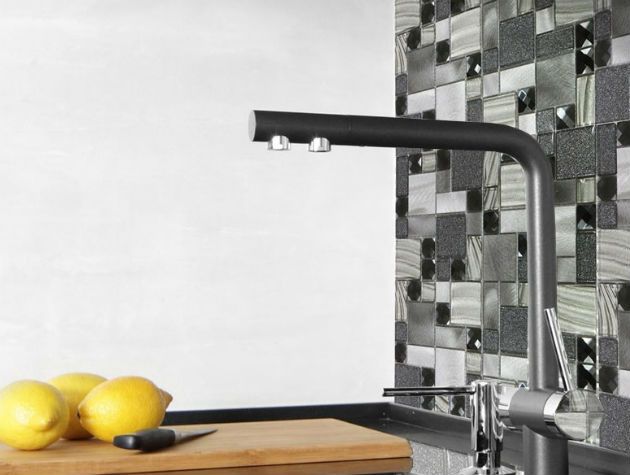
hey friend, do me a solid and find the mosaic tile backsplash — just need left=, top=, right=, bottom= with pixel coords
left=394, top=0, right=630, bottom=454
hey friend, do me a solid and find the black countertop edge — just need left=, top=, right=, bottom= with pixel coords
left=164, top=402, right=630, bottom=475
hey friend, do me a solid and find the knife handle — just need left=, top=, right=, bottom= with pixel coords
left=113, top=428, right=176, bottom=452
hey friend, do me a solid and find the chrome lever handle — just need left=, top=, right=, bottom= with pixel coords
left=544, top=307, right=575, bottom=392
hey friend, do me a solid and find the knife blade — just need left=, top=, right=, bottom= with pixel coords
left=113, top=427, right=217, bottom=452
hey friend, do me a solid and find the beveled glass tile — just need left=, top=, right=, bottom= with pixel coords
left=501, top=63, right=535, bottom=92
left=409, top=172, right=437, bottom=215
left=576, top=20, right=594, bottom=48
left=556, top=103, right=576, bottom=129
left=536, top=53, right=576, bottom=109
left=451, top=282, right=482, bottom=325
left=535, top=5, right=554, bottom=34
left=599, top=365, right=619, bottom=394
left=422, top=259, right=437, bottom=280
left=483, top=1, right=499, bottom=49
left=483, top=92, right=516, bottom=126
left=577, top=363, right=597, bottom=390
left=421, top=0, right=436, bottom=25
left=577, top=177, right=595, bottom=203
left=452, top=0, right=466, bottom=15
left=576, top=74, right=595, bottom=126
left=576, top=47, right=595, bottom=75
left=618, top=121, right=630, bottom=146
left=611, top=34, right=630, bottom=66
left=517, top=87, right=536, bottom=114
left=451, top=8, right=481, bottom=57
left=557, top=285, right=597, bottom=335
left=396, top=0, right=421, bottom=34
left=501, top=162, right=526, bottom=208
left=595, top=39, right=612, bottom=68
left=577, top=204, right=597, bottom=230
left=482, top=72, right=499, bottom=97
left=483, top=210, right=500, bottom=234
left=406, top=28, right=422, bottom=50
left=436, top=302, right=451, bottom=324
left=436, top=39, right=451, bottom=64
left=436, top=81, right=466, bottom=120
left=397, top=239, right=422, bottom=279
left=408, top=279, right=423, bottom=300
left=555, top=0, right=593, bottom=26
left=597, top=176, right=617, bottom=201
left=466, top=52, right=482, bottom=78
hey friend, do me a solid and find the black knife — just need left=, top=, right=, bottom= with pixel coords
left=113, top=427, right=217, bottom=452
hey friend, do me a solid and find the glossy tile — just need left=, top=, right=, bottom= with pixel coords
left=501, top=162, right=526, bottom=208
left=483, top=1, right=499, bottom=49
left=616, top=147, right=630, bottom=200
left=451, top=8, right=481, bottom=57
left=408, top=89, right=436, bottom=114
left=451, top=282, right=482, bottom=325
left=556, top=206, right=577, bottom=257
left=408, top=215, right=437, bottom=237
left=466, top=78, right=482, bottom=98
left=422, top=23, right=437, bottom=46
left=465, top=236, right=482, bottom=280
left=436, top=81, right=466, bottom=120
left=484, top=282, right=500, bottom=329
left=408, top=301, right=436, bottom=346
left=536, top=5, right=554, bottom=35
left=407, top=344, right=436, bottom=367
left=409, top=173, right=437, bottom=215
left=436, top=191, right=468, bottom=213
left=555, top=0, right=592, bottom=26
left=577, top=177, right=595, bottom=203
left=436, top=58, right=467, bottom=85
left=397, top=239, right=422, bottom=279
left=501, top=208, right=527, bottom=233
left=598, top=229, right=630, bottom=281
left=576, top=74, right=595, bottom=126
left=557, top=284, right=598, bottom=335
left=499, top=13, right=535, bottom=67
left=436, top=326, right=466, bottom=348
left=483, top=93, right=516, bottom=126
left=501, top=355, right=528, bottom=382
left=482, top=72, right=499, bottom=97
left=396, top=0, right=421, bottom=34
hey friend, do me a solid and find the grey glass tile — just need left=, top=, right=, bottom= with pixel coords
left=499, top=0, right=517, bottom=21
left=595, top=65, right=630, bottom=122
left=467, top=98, right=483, bottom=122
left=483, top=234, right=517, bottom=281
left=465, top=236, right=482, bottom=280
left=535, top=0, right=552, bottom=9
left=483, top=2, right=499, bottom=49
left=576, top=177, right=595, bottom=203
left=576, top=74, right=595, bottom=126
left=396, top=321, right=408, bottom=342
left=556, top=206, right=577, bottom=257
left=483, top=48, right=499, bottom=73
left=536, top=5, right=555, bottom=35
left=598, top=283, right=620, bottom=336
left=484, top=186, right=499, bottom=210
left=501, top=355, right=528, bottom=382
left=599, top=393, right=630, bottom=453
left=466, top=77, right=482, bottom=98
left=555, top=179, right=576, bottom=205
left=501, top=282, right=518, bottom=306
left=484, top=151, right=500, bottom=187
left=408, top=215, right=437, bottom=237
left=407, top=344, right=436, bottom=367
left=408, top=301, right=436, bottom=346
left=617, top=147, right=630, bottom=200
left=437, top=170, right=451, bottom=193
left=556, top=127, right=596, bottom=179
left=536, top=53, right=576, bottom=109
left=397, top=156, right=409, bottom=197
left=396, top=34, right=409, bottom=75
left=501, top=208, right=527, bottom=233
left=536, top=108, right=555, bottom=134
left=596, top=123, right=618, bottom=176
left=621, top=311, right=630, bottom=369
left=397, top=239, right=422, bottom=279
left=595, top=9, right=612, bottom=40
left=612, top=0, right=630, bottom=37
left=501, top=162, right=526, bottom=208
left=557, top=284, right=598, bottom=335
left=557, top=256, right=577, bottom=282
left=466, top=352, right=482, bottom=373
left=484, top=92, right=516, bottom=127
left=451, top=282, right=482, bottom=325
left=408, top=89, right=436, bottom=115
left=436, top=81, right=466, bottom=120
left=408, top=46, right=436, bottom=93
left=421, top=1, right=436, bottom=25
left=436, top=0, right=451, bottom=20
left=396, top=0, right=421, bottom=34
left=437, top=214, right=467, bottom=257
left=482, top=72, right=499, bottom=97
left=436, top=326, right=466, bottom=348
left=598, top=201, right=618, bottom=228
left=536, top=25, right=574, bottom=59
left=397, top=217, right=409, bottom=238
left=555, top=0, right=592, bottom=26
left=501, top=306, right=528, bottom=355
left=451, top=8, right=481, bottom=57
left=598, top=229, right=630, bottom=281
left=410, top=441, right=447, bottom=474
left=396, top=281, right=409, bottom=321
left=600, top=337, right=619, bottom=366
left=499, top=13, right=535, bottom=67
left=484, top=282, right=500, bottom=329
left=409, top=172, right=437, bottom=215
left=537, top=132, right=555, bottom=156
left=576, top=232, right=596, bottom=283
left=436, top=58, right=467, bottom=85
left=395, top=363, right=422, bottom=407
left=500, top=63, right=535, bottom=92
left=396, top=74, right=408, bottom=97
left=451, top=150, right=484, bottom=190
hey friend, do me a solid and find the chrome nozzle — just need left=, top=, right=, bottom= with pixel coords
left=308, top=137, right=331, bottom=152
left=267, top=135, right=290, bottom=151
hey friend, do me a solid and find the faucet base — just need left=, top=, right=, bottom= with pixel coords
left=458, top=467, right=516, bottom=475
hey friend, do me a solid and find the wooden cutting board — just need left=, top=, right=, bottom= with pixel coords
left=0, top=418, right=411, bottom=475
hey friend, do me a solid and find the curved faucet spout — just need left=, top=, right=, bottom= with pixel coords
left=249, top=110, right=568, bottom=475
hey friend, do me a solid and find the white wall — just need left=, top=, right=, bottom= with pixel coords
left=0, top=0, right=394, bottom=410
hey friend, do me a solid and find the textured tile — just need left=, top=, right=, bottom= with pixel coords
left=436, top=348, right=467, bottom=385
left=536, top=53, right=575, bottom=109
left=556, top=206, right=577, bottom=257
left=436, top=326, right=466, bottom=349
left=595, top=9, right=612, bottom=40
left=408, top=301, right=436, bottom=346
left=536, top=5, right=555, bottom=35
left=483, top=1, right=499, bottom=49
left=436, top=0, right=450, bottom=20
left=598, top=284, right=620, bottom=336
left=595, top=65, right=630, bottom=122
left=536, top=108, right=555, bottom=134
left=451, top=282, right=482, bottom=325
left=447, top=450, right=472, bottom=475
left=396, top=0, right=421, bottom=34
left=483, top=48, right=499, bottom=74
left=598, top=229, right=630, bottom=281
left=451, top=150, right=484, bottom=190
left=598, top=201, right=618, bottom=228
left=537, top=132, right=555, bottom=156
left=600, top=337, right=619, bottom=366
left=465, top=236, right=482, bottom=281
left=556, top=127, right=596, bottom=179
left=436, top=58, right=467, bottom=85
left=408, top=173, right=437, bottom=215
left=483, top=234, right=517, bottom=281
left=499, top=0, right=517, bottom=21
left=599, top=394, right=630, bottom=453
left=436, top=214, right=467, bottom=257
left=451, top=8, right=481, bottom=57
left=612, top=0, right=630, bottom=37
left=410, top=442, right=447, bottom=474
left=501, top=306, right=528, bottom=355
left=501, top=355, right=528, bottom=382
left=555, top=0, right=592, bottom=26
left=397, top=239, right=422, bottom=279
left=536, top=25, right=574, bottom=59
left=622, top=311, right=630, bottom=368
left=484, top=92, right=516, bottom=127
left=396, top=321, right=408, bottom=342
left=501, top=162, right=526, bottom=208
left=468, top=211, right=482, bottom=235
left=576, top=232, right=596, bottom=283
left=436, top=81, right=466, bottom=120
left=535, top=0, right=552, bottom=9
left=499, top=13, right=535, bottom=67
left=395, top=363, right=422, bottom=407
left=596, top=124, right=618, bottom=176
left=408, top=46, right=436, bottom=93
left=576, top=74, right=595, bottom=126
left=500, top=63, right=535, bottom=92
left=557, top=285, right=598, bottom=335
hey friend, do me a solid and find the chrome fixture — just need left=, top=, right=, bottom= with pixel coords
left=267, top=135, right=290, bottom=151
left=248, top=110, right=604, bottom=475
left=308, top=137, right=331, bottom=152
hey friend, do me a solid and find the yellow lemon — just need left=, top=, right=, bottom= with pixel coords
left=0, top=380, right=70, bottom=450
left=78, top=376, right=172, bottom=442
left=48, top=373, right=107, bottom=440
